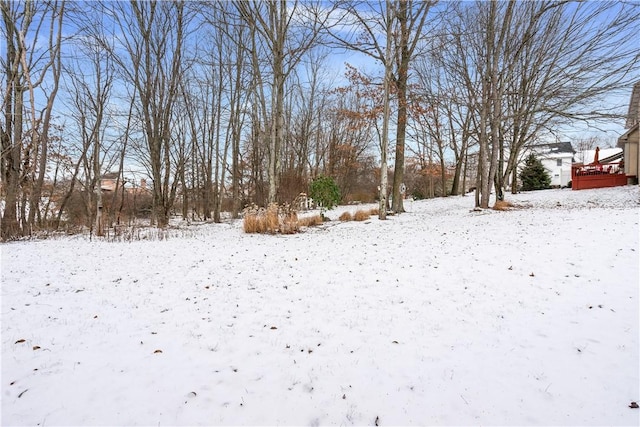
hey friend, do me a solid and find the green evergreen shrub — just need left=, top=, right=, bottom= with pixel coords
left=520, top=153, right=551, bottom=191
left=308, top=176, right=341, bottom=213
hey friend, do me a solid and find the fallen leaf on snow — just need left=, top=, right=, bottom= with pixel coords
left=15, top=339, right=25, bottom=344
left=154, top=349, right=163, bottom=354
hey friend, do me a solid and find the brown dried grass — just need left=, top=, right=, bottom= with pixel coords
left=265, top=203, right=279, bottom=232
left=353, top=209, right=371, bottom=221
left=243, top=213, right=261, bottom=233
left=280, top=211, right=299, bottom=234
left=493, top=200, right=518, bottom=211
left=299, top=214, right=323, bottom=227
left=244, top=202, right=325, bottom=234
left=339, top=211, right=353, bottom=221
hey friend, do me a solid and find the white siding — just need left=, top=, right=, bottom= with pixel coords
left=540, top=156, right=572, bottom=187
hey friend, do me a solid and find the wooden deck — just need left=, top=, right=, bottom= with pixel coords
left=571, top=165, right=628, bottom=190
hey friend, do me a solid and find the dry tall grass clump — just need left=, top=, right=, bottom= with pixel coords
left=243, top=210, right=263, bottom=233
left=265, top=203, right=280, bottom=231
left=243, top=204, right=279, bottom=234
left=280, top=211, right=299, bottom=235
left=369, top=207, right=379, bottom=216
left=339, top=211, right=353, bottom=221
left=243, top=203, right=322, bottom=234
left=353, top=209, right=371, bottom=221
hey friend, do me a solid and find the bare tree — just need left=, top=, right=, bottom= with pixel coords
left=105, top=0, right=192, bottom=227
left=63, top=22, right=115, bottom=235
left=378, top=0, right=394, bottom=219
left=235, top=0, right=327, bottom=204
left=1, top=0, right=65, bottom=239
left=327, top=0, right=434, bottom=213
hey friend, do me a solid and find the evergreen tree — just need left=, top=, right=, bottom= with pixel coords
left=308, top=176, right=341, bottom=214
left=519, top=154, right=552, bottom=191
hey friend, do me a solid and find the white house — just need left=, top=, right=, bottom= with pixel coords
left=524, top=142, right=575, bottom=187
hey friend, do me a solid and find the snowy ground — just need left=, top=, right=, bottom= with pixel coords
left=2, top=186, right=639, bottom=426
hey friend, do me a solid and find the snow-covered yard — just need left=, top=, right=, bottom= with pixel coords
left=2, top=186, right=639, bottom=426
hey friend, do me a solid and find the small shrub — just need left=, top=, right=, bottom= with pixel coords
left=353, top=209, right=370, bottom=221
left=369, top=207, right=379, bottom=216
left=309, top=176, right=341, bottom=213
left=339, top=211, right=353, bottom=221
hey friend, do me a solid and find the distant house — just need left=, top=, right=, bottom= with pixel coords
left=100, top=173, right=149, bottom=194
left=524, top=141, right=575, bottom=187
left=618, top=81, right=640, bottom=185
left=100, top=172, right=120, bottom=192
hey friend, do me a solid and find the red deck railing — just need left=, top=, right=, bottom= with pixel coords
left=571, top=163, right=627, bottom=190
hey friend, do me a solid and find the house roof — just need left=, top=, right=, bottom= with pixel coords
left=530, top=141, right=575, bottom=155
left=101, top=172, right=120, bottom=180
left=626, top=81, right=640, bottom=129
left=575, top=147, right=623, bottom=165
left=618, top=122, right=639, bottom=143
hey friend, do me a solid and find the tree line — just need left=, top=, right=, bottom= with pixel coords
left=2, top=0, right=638, bottom=239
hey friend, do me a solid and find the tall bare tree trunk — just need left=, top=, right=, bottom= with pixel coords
left=379, top=0, right=394, bottom=220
